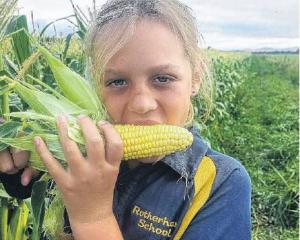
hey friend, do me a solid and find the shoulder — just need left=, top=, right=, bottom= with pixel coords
left=180, top=150, right=252, bottom=240
left=203, top=148, right=251, bottom=200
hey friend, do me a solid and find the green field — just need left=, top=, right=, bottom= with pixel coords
left=200, top=53, right=299, bottom=240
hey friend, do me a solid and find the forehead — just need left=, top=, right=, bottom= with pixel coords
left=106, top=19, right=189, bottom=68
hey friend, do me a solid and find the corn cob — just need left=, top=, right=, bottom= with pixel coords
left=115, top=124, right=193, bottom=160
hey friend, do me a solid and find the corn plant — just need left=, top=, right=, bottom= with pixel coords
left=0, top=0, right=17, bottom=41
left=0, top=188, right=30, bottom=240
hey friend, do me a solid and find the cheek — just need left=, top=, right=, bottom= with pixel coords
left=102, top=93, right=124, bottom=122
left=162, top=88, right=191, bottom=125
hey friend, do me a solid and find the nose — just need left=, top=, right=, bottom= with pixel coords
left=128, top=84, right=157, bottom=114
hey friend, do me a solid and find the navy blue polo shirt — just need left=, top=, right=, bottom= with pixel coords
left=113, top=126, right=252, bottom=240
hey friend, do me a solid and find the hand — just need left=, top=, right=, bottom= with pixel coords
left=34, top=115, right=123, bottom=225
left=0, top=148, right=40, bottom=186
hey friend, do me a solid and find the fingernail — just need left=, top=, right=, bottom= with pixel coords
left=97, top=120, right=108, bottom=126
left=77, top=114, right=87, bottom=120
left=34, top=136, right=40, bottom=146
left=57, top=115, right=68, bottom=123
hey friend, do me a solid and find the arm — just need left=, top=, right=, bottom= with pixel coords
left=181, top=166, right=251, bottom=240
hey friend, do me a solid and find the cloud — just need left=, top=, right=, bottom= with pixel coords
left=181, top=0, right=299, bottom=49
left=202, top=32, right=299, bottom=50
left=182, top=0, right=299, bottom=38
left=18, top=0, right=74, bottom=20
left=17, top=0, right=299, bottom=49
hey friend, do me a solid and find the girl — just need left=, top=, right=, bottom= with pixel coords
left=0, top=0, right=251, bottom=239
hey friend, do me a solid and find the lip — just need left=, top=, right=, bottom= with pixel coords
left=127, top=120, right=161, bottom=125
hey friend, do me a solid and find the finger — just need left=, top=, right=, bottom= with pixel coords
left=34, top=136, right=67, bottom=185
left=77, top=115, right=105, bottom=166
left=21, top=167, right=41, bottom=186
left=0, top=150, right=18, bottom=174
left=97, top=121, right=123, bottom=167
left=10, top=148, right=30, bottom=169
left=57, top=116, right=85, bottom=173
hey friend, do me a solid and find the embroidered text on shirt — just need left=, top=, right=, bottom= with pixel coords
left=132, top=205, right=177, bottom=237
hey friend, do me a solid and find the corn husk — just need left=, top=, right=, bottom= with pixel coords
left=38, top=46, right=104, bottom=117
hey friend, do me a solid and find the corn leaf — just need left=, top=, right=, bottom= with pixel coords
left=6, top=112, right=56, bottom=124
left=31, top=181, right=47, bottom=240
left=0, top=198, right=9, bottom=240
left=38, top=45, right=103, bottom=115
left=11, top=80, right=87, bottom=117
left=39, top=15, right=74, bottom=38
left=0, top=121, right=22, bottom=151
left=0, top=84, right=14, bottom=95
left=8, top=201, right=29, bottom=240
left=0, top=133, right=64, bottom=159
left=62, top=33, right=75, bottom=61
left=0, top=0, right=17, bottom=41
left=5, top=15, right=40, bottom=80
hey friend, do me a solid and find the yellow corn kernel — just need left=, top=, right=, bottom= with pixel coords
left=114, top=124, right=193, bottom=160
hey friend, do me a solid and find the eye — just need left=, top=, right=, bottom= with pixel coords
left=153, top=75, right=175, bottom=84
left=105, top=79, right=127, bottom=88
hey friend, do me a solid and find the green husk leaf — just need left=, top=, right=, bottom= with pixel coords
left=0, top=133, right=66, bottom=171
left=68, top=123, right=84, bottom=145
left=0, top=127, right=87, bottom=172
left=38, top=45, right=103, bottom=116
left=6, top=111, right=86, bottom=145
left=1, top=77, right=88, bottom=117
left=0, top=121, right=22, bottom=151
left=6, top=112, right=55, bottom=123
left=15, top=82, right=87, bottom=117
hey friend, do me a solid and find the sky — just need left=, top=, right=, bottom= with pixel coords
left=17, top=0, right=299, bottom=50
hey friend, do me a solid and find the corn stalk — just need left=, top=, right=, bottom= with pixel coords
left=0, top=0, right=17, bottom=122
left=0, top=0, right=17, bottom=41
left=0, top=198, right=9, bottom=240
left=7, top=201, right=29, bottom=240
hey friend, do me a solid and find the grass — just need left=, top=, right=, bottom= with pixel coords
left=202, top=53, right=299, bottom=239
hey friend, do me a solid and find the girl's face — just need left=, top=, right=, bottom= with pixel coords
left=102, top=20, right=199, bottom=127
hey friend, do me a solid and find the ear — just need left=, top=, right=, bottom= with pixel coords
left=191, top=75, right=201, bottom=97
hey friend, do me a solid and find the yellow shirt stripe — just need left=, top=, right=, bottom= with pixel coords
left=173, top=156, right=216, bottom=239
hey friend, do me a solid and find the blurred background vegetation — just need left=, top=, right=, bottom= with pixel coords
left=0, top=0, right=298, bottom=239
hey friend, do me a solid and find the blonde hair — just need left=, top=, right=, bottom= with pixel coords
left=85, top=0, right=213, bottom=125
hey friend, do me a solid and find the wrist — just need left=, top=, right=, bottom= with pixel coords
left=67, top=204, right=114, bottom=225
left=71, top=214, right=123, bottom=240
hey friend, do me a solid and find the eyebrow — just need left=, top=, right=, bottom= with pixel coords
left=104, top=64, right=180, bottom=75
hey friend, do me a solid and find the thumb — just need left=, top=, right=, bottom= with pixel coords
left=21, top=167, right=41, bottom=186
